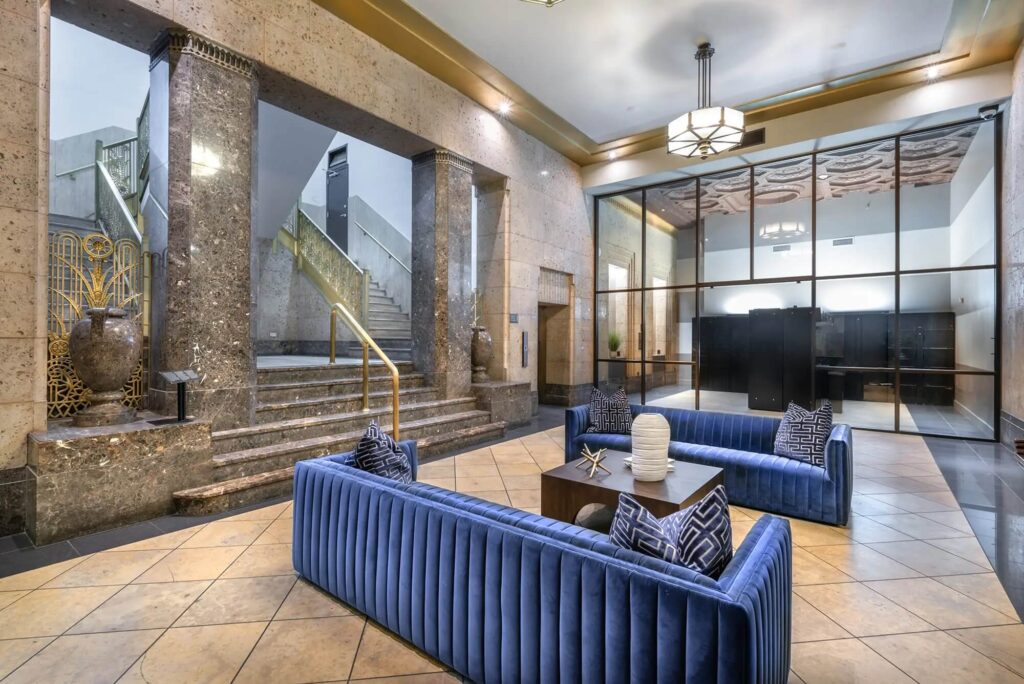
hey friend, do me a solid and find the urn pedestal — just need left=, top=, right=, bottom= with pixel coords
left=69, top=307, right=143, bottom=427
left=471, top=326, right=493, bottom=383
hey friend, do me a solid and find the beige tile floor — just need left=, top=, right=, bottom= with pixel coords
left=0, top=427, right=1021, bottom=683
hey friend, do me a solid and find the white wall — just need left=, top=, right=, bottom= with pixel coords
left=300, top=132, right=412, bottom=240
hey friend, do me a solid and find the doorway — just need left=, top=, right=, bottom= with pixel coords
left=326, top=145, right=349, bottom=251
left=538, top=303, right=573, bottom=405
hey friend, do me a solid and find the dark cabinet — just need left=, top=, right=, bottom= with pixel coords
left=748, top=308, right=815, bottom=411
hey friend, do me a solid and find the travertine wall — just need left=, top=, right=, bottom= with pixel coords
left=0, top=0, right=50, bottom=534
left=1001, top=39, right=1024, bottom=447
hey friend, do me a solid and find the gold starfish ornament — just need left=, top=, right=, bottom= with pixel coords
left=576, top=444, right=610, bottom=478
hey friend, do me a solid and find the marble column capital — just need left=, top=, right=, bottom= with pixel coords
left=412, top=149, right=474, bottom=175
left=151, top=29, right=257, bottom=80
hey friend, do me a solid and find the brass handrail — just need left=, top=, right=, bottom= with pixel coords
left=329, top=302, right=400, bottom=440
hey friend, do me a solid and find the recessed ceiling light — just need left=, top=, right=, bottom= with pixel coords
left=540, top=170, right=550, bottom=176
left=497, top=101, right=512, bottom=116
left=925, top=65, right=940, bottom=81
left=817, top=173, right=829, bottom=180
left=609, top=151, right=617, bottom=159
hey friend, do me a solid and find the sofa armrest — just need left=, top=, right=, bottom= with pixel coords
left=823, top=424, right=852, bottom=484
left=564, top=405, right=590, bottom=461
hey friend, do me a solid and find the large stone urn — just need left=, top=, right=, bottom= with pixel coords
left=471, top=325, right=493, bottom=383
left=69, top=307, right=143, bottom=427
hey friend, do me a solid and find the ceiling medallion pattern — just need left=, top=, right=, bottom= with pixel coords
left=648, top=122, right=981, bottom=221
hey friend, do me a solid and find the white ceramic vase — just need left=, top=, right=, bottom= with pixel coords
left=631, top=413, right=670, bottom=482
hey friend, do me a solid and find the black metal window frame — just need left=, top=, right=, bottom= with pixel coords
left=592, top=114, right=1003, bottom=442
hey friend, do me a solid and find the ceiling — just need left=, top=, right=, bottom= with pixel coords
left=316, top=0, right=1024, bottom=165
left=404, top=0, right=952, bottom=142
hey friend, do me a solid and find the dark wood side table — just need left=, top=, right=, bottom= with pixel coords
left=541, top=450, right=724, bottom=525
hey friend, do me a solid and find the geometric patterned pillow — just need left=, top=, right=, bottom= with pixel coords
left=669, top=485, right=733, bottom=579
left=774, top=400, right=833, bottom=467
left=353, top=420, right=412, bottom=484
left=586, top=386, right=633, bottom=434
left=608, top=493, right=679, bottom=564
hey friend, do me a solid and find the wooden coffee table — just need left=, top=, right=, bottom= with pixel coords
left=541, top=450, right=724, bottom=525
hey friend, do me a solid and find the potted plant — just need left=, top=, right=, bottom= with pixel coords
left=607, top=330, right=622, bottom=358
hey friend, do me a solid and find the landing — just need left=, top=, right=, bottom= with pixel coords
left=256, top=355, right=390, bottom=368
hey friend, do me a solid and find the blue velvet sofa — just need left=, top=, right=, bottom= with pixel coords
left=293, top=442, right=793, bottom=683
left=566, top=405, right=853, bottom=526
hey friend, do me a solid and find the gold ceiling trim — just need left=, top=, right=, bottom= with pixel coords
left=315, top=0, right=1024, bottom=166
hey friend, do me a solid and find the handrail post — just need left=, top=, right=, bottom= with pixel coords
left=329, top=309, right=337, bottom=364
left=362, top=342, right=370, bottom=413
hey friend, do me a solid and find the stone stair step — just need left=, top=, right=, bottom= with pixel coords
left=257, top=361, right=414, bottom=384
left=174, top=468, right=294, bottom=516
left=369, top=294, right=394, bottom=305
left=416, top=421, right=508, bottom=458
left=211, top=409, right=495, bottom=481
left=256, top=386, right=438, bottom=422
left=212, top=397, right=480, bottom=454
left=368, top=311, right=409, bottom=322
left=257, top=372, right=426, bottom=402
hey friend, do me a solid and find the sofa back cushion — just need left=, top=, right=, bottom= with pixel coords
left=634, top=405, right=780, bottom=454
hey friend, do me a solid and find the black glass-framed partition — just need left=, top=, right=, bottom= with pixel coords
left=594, top=116, right=1001, bottom=440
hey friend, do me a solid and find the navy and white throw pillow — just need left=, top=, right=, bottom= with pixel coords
left=671, top=485, right=733, bottom=579
left=774, top=401, right=833, bottom=467
left=353, top=420, right=412, bottom=483
left=608, top=493, right=679, bottom=563
left=586, top=386, right=633, bottom=434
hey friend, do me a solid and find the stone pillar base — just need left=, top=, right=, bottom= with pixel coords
left=471, top=381, right=533, bottom=427
left=26, top=417, right=213, bottom=545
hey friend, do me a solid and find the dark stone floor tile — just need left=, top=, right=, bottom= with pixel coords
left=68, top=521, right=165, bottom=555
left=0, top=540, right=79, bottom=578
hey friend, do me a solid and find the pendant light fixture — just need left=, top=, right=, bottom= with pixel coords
left=520, top=0, right=564, bottom=6
left=667, top=42, right=745, bottom=159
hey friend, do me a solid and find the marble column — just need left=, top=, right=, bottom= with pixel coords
left=149, top=31, right=258, bottom=430
left=411, top=150, right=474, bottom=399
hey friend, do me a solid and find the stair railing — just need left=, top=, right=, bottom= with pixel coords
left=276, top=210, right=399, bottom=438
left=329, top=303, right=400, bottom=439
left=354, top=219, right=411, bottom=274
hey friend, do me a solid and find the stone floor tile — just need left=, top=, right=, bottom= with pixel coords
left=252, top=519, right=293, bottom=546
left=226, top=501, right=290, bottom=521
left=852, top=479, right=903, bottom=496
left=492, top=451, right=535, bottom=465
left=786, top=519, right=854, bottom=547
left=842, top=516, right=913, bottom=543
left=220, top=543, right=294, bottom=578
left=417, top=462, right=455, bottom=478
left=854, top=465, right=905, bottom=480
left=453, top=451, right=496, bottom=466
left=791, top=638, right=915, bottom=683
left=731, top=520, right=756, bottom=549
left=174, top=575, right=295, bottom=626
left=789, top=669, right=806, bottom=684
left=496, top=462, right=542, bottom=476
left=118, top=622, right=267, bottom=684
left=871, top=463, right=943, bottom=478
left=948, top=624, right=1024, bottom=677
left=179, top=520, right=271, bottom=548
left=455, top=463, right=500, bottom=478
left=454, top=475, right=505, bottom=492
left=914, top=490, right=963, bottom=509
left=729, top=506, right=753, bottom=522
left=792, top=594, right=852, bottom=642
left=0, top=637, right=53, bottom=679
left=278, top=502, right=293, bottom=519
left=112, top=526, right=206, bottom=552
left=919, top=510, right=975, bottom=535
left=794, top=583, right=934, bottom=637
left=851, top=495, right=907, bottom=516
left=42, top=550, right=168, bottom=588
left=234, top=616, right=365, bottom=684
left=0, top=589, right=27, bottom=610
left=924, top=536, right=993, bottom=568
left=935, top=573, right=1020, bottom=618
left=472, top=490, right=511, bottom=506
left=507, top=489, right=541, bottom=508
left=349, top=674, right=461, bottom=684
left=68, top=580, right=211, bottom=634
left=349, top=622, right=447, bottom=680
left=863, top=492, right=958, bottom=513
left=500, top=474, right=541, bottom=491
left=533, top=456, right=566, bottom=471
left=132, top=546, right=246, bottom=584
left=0, top=585, right=121, bottom=638
left=805, top=544, right=920, bottom=581
left=0, top=556, right=92, bottom=592
left=3, top=629, right=161, bottom=684
left=864, top=513, right=970, bottom=540
left=862, top=630, right=1024, bottom=683
left=791, top=547, right=856, bottom=586
left=275, top=578, right=353, bottom=620
left=864, top=577, right=1018, bottom=629
left=419, top=477, right=455, bottom=490
left=866, top=540, right=989, bottom=576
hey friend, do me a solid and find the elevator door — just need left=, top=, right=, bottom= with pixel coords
left=326, top=146, right=349, bottom=251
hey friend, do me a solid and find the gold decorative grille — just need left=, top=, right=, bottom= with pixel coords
left=47, top=231, right=148, bottom=418
left=296, top=210, right=367, bottom=320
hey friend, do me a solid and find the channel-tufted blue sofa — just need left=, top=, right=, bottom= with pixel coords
left=293, top=443, right=793, bottom=683
left=566, top=405, right=853, bottom=526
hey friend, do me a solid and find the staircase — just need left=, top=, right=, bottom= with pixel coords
left=342, top=280, right=412, bottom=361
left=172, top=360, right=507, bottom=514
